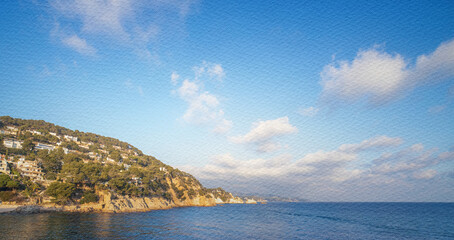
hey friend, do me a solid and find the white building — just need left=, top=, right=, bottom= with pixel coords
left=62, top=147, right=70, bottom=154
left=3, top=139, right=23, bottom=149
left=79, top=144, right=89, bottom=150
left=35, top=142, right=55, bottom=151
left=6, top=126, right=18, bottom=132
left=0, top=129, right=12, bottom=135
left=88, top=152, right=101, bottom=160
left=123, top=164, right=131, bottom=170
left=16, top=159, right=44, bottom=181
left=0, top=156, right=10, bottom=174
left=26, top=130, right=42, bottom=135
left=64, top=135, right=78, bottom=142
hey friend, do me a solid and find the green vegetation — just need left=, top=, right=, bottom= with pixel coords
left=45, top=182, right=76, bottom=204
left=80, top=190, right=99, bottom=204
left=0, top=116, right=234, bottom=206
left=0, top=191, right=15, bottom=202
left=0, top=174, right=21, bottom=190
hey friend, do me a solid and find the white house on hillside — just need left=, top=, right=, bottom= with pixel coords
left=0, top=156, right=10, bottom=174
left=0, top=129, right=13, bottom=135
left=3, top=139, right=23, bottom=149
left=15, top=159, right=44, bottom=181
left=26, top=130, right=42, bottom=135
left=64, top=135, right=78, bottom=142
left=6, top=126, right=18, bottom=132
left=35, top=142, right=55, bottom=151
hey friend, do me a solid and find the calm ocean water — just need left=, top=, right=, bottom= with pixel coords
left=1, top=202, right=453, bottom=239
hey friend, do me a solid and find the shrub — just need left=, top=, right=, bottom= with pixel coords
left=188, top=189, right=196, bottom=199
left=80, top=191, right=99, bottom=204
left=162, top=192, right=172, bottom=201
left=45, top=182, right=76, bottom=204
left=0, top=191, right=16, bottom=202
left=0, top=174, right=21, bottom=190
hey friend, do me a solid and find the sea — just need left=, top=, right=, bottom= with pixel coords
left=1, top=202, right=453, bottom=239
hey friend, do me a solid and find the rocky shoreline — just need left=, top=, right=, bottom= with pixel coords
left=0, top=191, right=258, bottom=214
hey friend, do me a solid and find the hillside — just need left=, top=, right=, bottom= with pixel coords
left=0, top=116, right=251, bottom=212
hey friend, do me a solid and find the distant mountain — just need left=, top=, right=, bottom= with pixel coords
left=0, top=116, right=249, bottom=212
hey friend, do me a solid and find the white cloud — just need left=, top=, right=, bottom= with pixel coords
left=410, top=143, right=424, bottom=152
left=171, top=71, right=180, bottom=85
left=230, top=117, right=297, bottom=153
left=256, top=142, right=281, bottom=153
left=320, top=38, right=454, bottom=104
left=196, top=136, right=403, bottom=180
left=178, top=79, right=199, bottom=99
left=181, top=136, right=454, bottom=201
left=298, top=150, right=357, bottom=165
left=181, top=153, right=311, bottom=179
left=213, top=119, right=233, bottom=134
left=182, top=91, right=221, bottom=124
left=193, top=61, right=226, bottom=81
left=52, top=0, right=134, bottom=37
left=370, top=145, right=451, bottom=175
left=174, top=62, right=232, bottom=133
left=338, top=135, right=403, bottom=152
left=50, top=0, right=197, bottom=56
left=328, top=168, right=363, bottom=182
left=413, top=169, right=437, bottom=179
left=208, top=64, right=225, bottom=81
left=231, top=117, right=297, bottom=143
left=299, top=135, right=402, bottom=165
left=61, top=34, right=97, bottom=55
left=299, top=106, right=318, bottom=117
left=412, top=39, right=454, bottom=85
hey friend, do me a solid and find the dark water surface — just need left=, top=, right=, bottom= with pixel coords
left=1, top=202, right=453, bottom=239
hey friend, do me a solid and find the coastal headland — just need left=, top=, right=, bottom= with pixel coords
left=0, top=116, right=260, bottom=214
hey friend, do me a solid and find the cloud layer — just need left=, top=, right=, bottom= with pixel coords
left=181, top=136, right=454, bottom=201
left=320, top=39, right=454, bottom=104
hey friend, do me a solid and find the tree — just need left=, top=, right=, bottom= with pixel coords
left=0, top=174, right=20, bottom=190
left=80, top=191, right=98, bottom=204
left=110, top=150, right=121, bottom=162
left=80, top=163, right=102, bottom=186
left=61, top=161, right=85, bottom=185
left=45, top=182, right=76, bottom=204
left=6, top=180, right=20, bottom=189
left=42, top=156, right=62, bottom=179
left=89, top=143, right=99, bottom=153
left=49, top=148, right=65, bottom=161
left=22, top=138, right=34, bottom=152
left=0, top=174, right=10, bottom=188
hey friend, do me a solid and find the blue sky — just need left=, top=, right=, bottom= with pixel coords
left=1, top=0, right=454, bottom=201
